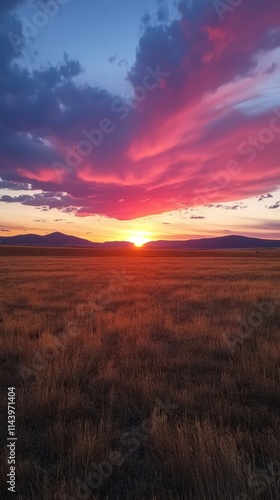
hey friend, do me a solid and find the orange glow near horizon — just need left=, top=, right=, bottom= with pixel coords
left=129, top=233, right=151, bottom=247
left=132, top=237, right=149, bottom=247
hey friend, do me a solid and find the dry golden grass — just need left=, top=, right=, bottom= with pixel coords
left=0, top=250, right=279, bottom=499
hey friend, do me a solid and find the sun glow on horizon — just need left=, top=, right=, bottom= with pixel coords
left=132, top=236, right=149, bottom=247
left=129, top=233, right=151, bottom=247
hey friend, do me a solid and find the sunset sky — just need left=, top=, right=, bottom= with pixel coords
left=0, top=0, right=280, bottom=242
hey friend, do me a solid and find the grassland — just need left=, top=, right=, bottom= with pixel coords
left=0, top=249, right=280, bottom=499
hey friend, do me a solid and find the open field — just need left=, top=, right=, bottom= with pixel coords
left=1, top=246, right=280, bottom=258
left=0, top=252, right=280, bottom=499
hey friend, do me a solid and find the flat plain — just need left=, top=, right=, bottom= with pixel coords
left=0, top=248, right=280, bottom=499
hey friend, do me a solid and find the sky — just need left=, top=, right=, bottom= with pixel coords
left=0, top=0, right=280, bottom=243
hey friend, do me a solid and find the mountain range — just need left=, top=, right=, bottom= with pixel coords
left=0, top=232, right=280, bottom=249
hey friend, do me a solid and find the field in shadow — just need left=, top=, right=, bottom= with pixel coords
left=0, top=252, right=279, bottom=499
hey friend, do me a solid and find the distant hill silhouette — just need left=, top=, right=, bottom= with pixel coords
left=0, top=232, right=132, bottom=248
left=144, top=235, right=280, bottom=250
left=0, top=232, right=280, bottom=249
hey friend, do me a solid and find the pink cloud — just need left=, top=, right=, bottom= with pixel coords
left=1, top=0, right=280, bottom=220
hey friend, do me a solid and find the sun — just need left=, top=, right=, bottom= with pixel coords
left=128, top=230, right=151, bottom=248
left=132, top=236, right=148, bottom=247
left=129, top=233, right=150, bottom=247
